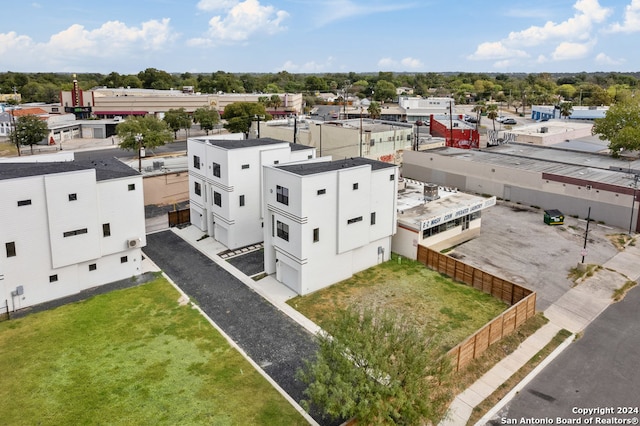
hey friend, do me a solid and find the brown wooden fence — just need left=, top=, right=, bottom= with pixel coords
left=416, top=245, right=537, bottom=371
left=168, top=208, right=190, bottom=228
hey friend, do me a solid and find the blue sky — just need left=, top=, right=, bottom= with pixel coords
left=1, top=0, right=639, bottom=74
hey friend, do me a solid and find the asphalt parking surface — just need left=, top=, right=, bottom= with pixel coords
left=143, top=231, right=337, bottom=425
left=449, top=202, right=620, bottom=310
left=226, top=249, right=265, bottom=277
left=488, top=285, right=640, bottom=425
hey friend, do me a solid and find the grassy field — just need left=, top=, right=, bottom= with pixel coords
left=0, top=276, right=308, bottom=426
left=287, top=254, right=508, bottom=352
left=0, top=141, right=18, bottom=157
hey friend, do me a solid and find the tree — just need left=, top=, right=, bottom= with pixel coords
left=221, top=102, right=270, bottom=134
left=374, top=80, right=396, bottom=102
left=115, top=116, right=172, bottom=151
left=11, top=114, right=48, bottom=155
left=163, top=108, right=192, bottom=139
left=559, top=102, right=573, bottom=119
left=193, top=107, right=220, bottom=135
left=486, top=104, right=499, bottom=131
left=593, top=99, right=640, bottom=157
left=297, top=307, right=452, bottom=425
left=269, top=94, right=282, bottom=112
left=368, top=101, right=381, bottom=119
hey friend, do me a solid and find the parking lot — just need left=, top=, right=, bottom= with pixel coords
left=448, top=201, right=621, bottom=310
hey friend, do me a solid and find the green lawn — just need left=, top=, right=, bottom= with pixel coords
left=288, top=254, right=508, bottom=352
left=0, top=276, right=308, bottom=426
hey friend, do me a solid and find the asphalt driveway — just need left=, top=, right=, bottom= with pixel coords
left=143, top=231, right=333, bottom=425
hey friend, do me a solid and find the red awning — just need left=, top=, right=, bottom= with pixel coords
left=95, top=111, right=148, bottom=116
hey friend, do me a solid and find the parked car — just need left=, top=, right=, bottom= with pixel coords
left=502, top=118, right=517, bottom=125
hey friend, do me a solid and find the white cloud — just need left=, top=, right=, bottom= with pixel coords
left=595, top=52, right=624, bottom=64
left=279, top=57, right=335, bottom=72
left=467, top=41, right=529, bottom=60
left=377, top=57, right=396, bottom=68
left=375, top=57, right=423, bottom=70
left=608, top=0, right=640, bottom=32
left=197, top=0, right=239, bottom=11
left=192, top=0, right=288, bottom=45
left=551, top=41, right=594, bottom=60
left=537, top=54, right=549, bottom=63
left=0, top=31, right=33, bottom=55
left=400, top=57, right=423, bottom=69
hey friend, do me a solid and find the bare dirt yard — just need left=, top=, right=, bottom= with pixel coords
left=448, top=201, right=622, bottom=310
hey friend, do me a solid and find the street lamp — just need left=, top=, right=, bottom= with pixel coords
left=414, top=120, right=423, bottom=151
left=135, top=133, right=144, bottom=172
left=254, top=114, right=264, bottom=138
left=318, top=123, right=323, bottom=157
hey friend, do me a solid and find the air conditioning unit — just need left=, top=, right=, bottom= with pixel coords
left=127, top=238, right=141, bottom=248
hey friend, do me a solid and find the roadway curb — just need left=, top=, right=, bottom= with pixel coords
left=474, top=332, right=575, bottom=425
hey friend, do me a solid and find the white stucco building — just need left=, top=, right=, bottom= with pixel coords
left=0, top=158, right=146, bottom=313
left=188, top=137, right=316, bottom=250
left=392, top=179, right=496, bottom=259
left=263, top=157, right=399, bottom=295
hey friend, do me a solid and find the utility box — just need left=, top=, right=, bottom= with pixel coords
left=544, top=209, right=564, bottom=225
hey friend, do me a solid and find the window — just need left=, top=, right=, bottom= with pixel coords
left=49, top=274, right=58, bottom=283
left=194, top=181, right=201, bottom=196
left=313, top=228, right=319, bottom=242
left=276, top=185, right=289, bottom=205
left=214, top=191, right=222, bottom=207
left=193, top=155, right=200, bottom=169
left=370, top=212, right=376, bottom=225
left=5, top=242, right=16, bottom=257
left=390, top=174, right=395, bottom=181
left=212, top=162, right=221, bottom=177
left=102, top=223, right=111, bottom=237
left=352, top=183, right=359, bottom=190
left=63, top=228, right=88, bottom=238
left=17, top=199, right=32, bottom=206
left=277, top=221, right=289, bottom=241
left=241, top=164, right=250, bottom=169
left=239, top=195, right=245, bottom=207
left=308, top=155, right=312, bottom=159
left=68, top=193, right=77, bottom=201
left=317, top=189, right=326, bottom=195
left=89, top=263, right=97, bottom=271
left=347, top=216, right=363, bottom=225
left=128, top=183, right=136, bottom=191
left=274, top=160, right=280, bottom=165
left=120, top=256, right=128, bottom=263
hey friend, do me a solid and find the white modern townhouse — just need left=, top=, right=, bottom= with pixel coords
left=188, top=137, right=316, bottom=250
left=263, top=157, right=399, bottom=295
left=0, top=158, right=146, bottom=313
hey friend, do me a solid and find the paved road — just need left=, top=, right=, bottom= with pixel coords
left=487, top=285, right=640, bottom=425
left=74, top=140, right=187, bottom=162
left=143, top=231, right=337, bottom=425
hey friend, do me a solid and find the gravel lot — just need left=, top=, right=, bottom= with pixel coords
left=448, top=202, right=621, bottom=310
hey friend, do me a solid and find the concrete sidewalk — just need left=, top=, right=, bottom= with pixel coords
left=441, top=243, right=640, bottom=426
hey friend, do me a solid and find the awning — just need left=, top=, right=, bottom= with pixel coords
left=94, top=111, right=148, bottom=116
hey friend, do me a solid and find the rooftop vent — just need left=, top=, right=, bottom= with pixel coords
left=423, top=183, right=439, bottom=201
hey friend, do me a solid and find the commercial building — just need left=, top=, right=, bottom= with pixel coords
left=188, top=137, right=315, bottom=250
left=263, top=157, right=398, bottom=295
left=392, top=179, right=496, bottom=259
left=402, top=145, right=640, bottom=232
left=0, top=158, right=146, bottom=313
left=429, top=114, right=480, bottom=149
left=531, top=105, right=609, bottom=121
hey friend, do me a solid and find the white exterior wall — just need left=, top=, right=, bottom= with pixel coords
left=264, top=161, right=397, bottom=295
left=0, top=170, right=145, bottom=311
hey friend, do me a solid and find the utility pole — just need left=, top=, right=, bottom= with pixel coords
left=582, top=207, right=591, bottom=264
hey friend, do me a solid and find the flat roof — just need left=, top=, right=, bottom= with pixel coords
left=0, top=157, right=139, bottom=181
left=276, top=157, right=396, bottom=176
left=195, top=137, right=311, bottom=151
left=397, top=180, right=495, bottom=231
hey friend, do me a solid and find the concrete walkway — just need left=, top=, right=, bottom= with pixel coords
left=441, top=243, right=640, bottom=426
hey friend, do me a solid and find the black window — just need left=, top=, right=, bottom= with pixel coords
left=63, top=228, right=88, bottom=238
left=276, top=185, right=289, bottom=205
left=128, top=183, right=136, bottom=191
left=371, top=212, right=376, bottom=225
left=213, top=162, right=221, bottom=177
left=347, top=216, right=363, bottom=225
left=194, top=181, right=201, bottom=196
left=17, top=199, right=32, bottom=206
left=241, top=164, right=250, bottom=169
left=89, top=263, right=97, bottom=271
left=277, top=221, right=289, bottom=241
left=49, top=274, right=58, bottom=283
left=68, top=193, right=77, bottom=201
left=239, top=195, right=245, bottom=207
left=214, top=191, right=222, bottom=207
left=120, top=256, right=128, bottom=263
left=5, top=242, right=16, bottom=257
left=353, top=183, right=359, bottom=190
left=193, top=155, right=201, bottom=169
left=390, top=174, right=395, bottom=181
left=103, top=223, right=111, bottom=237
left=313, top=228, right=319, bottom=242
left=317, top=189, right=326, bottom=195
left=274, top=160, right=279, bottom=165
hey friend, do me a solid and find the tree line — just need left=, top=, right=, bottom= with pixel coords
left=2, top=69, right=639, bottom=108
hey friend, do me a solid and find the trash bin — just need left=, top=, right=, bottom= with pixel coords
left=544, top=209, right=564, bottom=225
